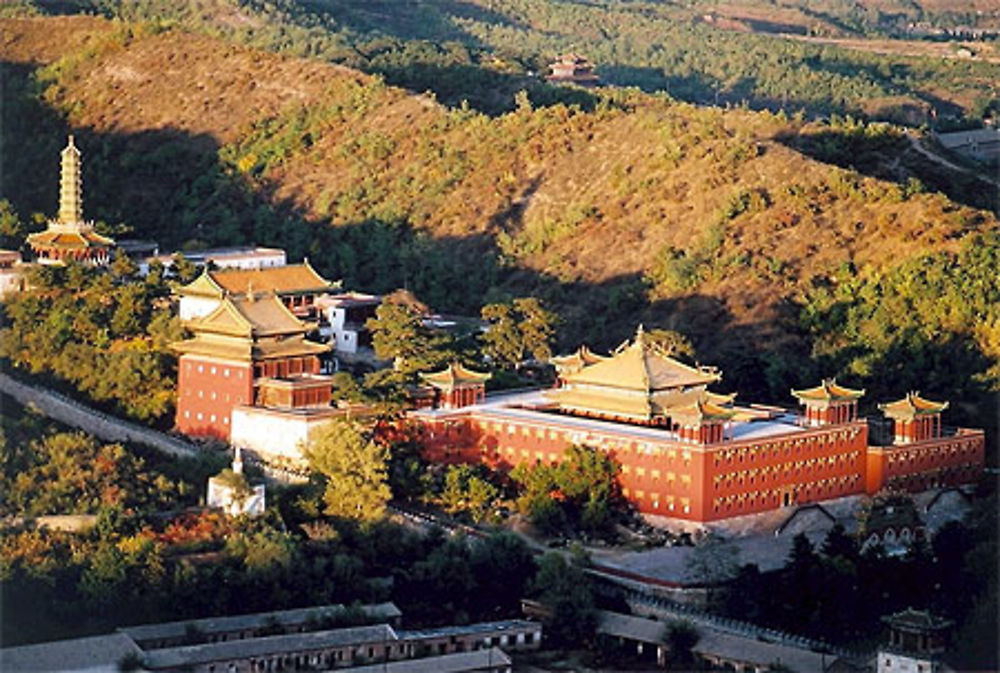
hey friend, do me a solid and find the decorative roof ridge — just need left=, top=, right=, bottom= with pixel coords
left=190, top=294, right=255, bottom=335
left=420, top=362, right=491, bottom=388
left=878, top=391, right=949, bottom=415
left=791, top=377, right=865, bottom=401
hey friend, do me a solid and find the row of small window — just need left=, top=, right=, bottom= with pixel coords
left=622, top=488, right=691, bottom=514
left=712, top=475, right=860, bottom=511
left=713, top=433, right=859, bottom=467
left=187, top=363, right=244, bottom=378
left=186, top=389, right=244, bottom=404
left=888, top=463, right=978, bottom=482
left=621, top=465, right=691, bottom=485
left=483, top=422, right=692, bottom=461
left=886, top=443, right=978, bottom=467
left=714, top=453, right=861, bottom=485
left=182, top=410, right=228, bottom=425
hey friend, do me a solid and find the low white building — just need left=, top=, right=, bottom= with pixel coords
left=206, top=448, right=266, bottom=517
left=141, top=246, right=286, bottom=276
left=316, top=292, right=381, bottom=366
left=230, top=405, right=348, bottom=468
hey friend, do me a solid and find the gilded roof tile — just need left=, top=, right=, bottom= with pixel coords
left=420, top=362, right=491, bottom=389
left=179, top=261, right=331, bottom=297
left=878, top=391, right=948, bottom=420
left=791, top=378, right=865, bottom=403
left=562, top=327, right=721, bottom=392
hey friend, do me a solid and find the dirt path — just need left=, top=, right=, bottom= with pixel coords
left=905, top=132, right=1000, bottom=188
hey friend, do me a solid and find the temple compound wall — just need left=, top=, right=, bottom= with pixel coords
left=411, top=332, right=986, bottom=524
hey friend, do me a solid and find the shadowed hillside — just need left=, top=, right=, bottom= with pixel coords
left=2, top=16, right=998, bottom=431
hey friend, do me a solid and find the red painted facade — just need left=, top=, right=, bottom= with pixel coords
left=415, top=403, right=985, bottom=523
left=176, top=356, right=254, bottom=439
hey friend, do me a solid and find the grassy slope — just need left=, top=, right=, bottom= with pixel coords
left=1, top=16, right=996, bottom=391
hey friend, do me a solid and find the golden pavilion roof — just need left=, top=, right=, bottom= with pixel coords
left=420, top=363, right=491, bottom=390
left=171, top=293, right=329, bottom=362
left=179, top=261, right=332, bottom=298
left=791, top=378, right=865, bottom=404
left=562, top=327, right=721, bottom=392
left=548, top=329, right=729, bottom=423
left=879, top=392, right=948, bottom=420
left=670, top=399, right=736, bottom=425
left=550, top=386, right=732, bottom=423
left=26, top=228, right=115, bottom=250
left=551, top=345, right=609, bottom=376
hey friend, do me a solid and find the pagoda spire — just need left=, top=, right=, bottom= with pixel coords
left=58, top=135, right=84, bottom=227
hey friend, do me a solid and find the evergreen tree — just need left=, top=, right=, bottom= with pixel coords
left=302, top=419, right=391, bottom=523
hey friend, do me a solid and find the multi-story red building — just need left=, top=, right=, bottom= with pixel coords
left=171, top=292, right=331, bottom=440
left=411, top=328, right=985, bottom=523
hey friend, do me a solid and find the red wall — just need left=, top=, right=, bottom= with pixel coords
left=417, top=412, right=871, bottom=522
left=176, top=356, right=253, bottom=439
left=866, top=430, right=985, bottom=494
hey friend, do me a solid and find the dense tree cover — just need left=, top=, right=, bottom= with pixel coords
left=0, top=397, right=198, bottom=518
left=511, top=444, right=625, bottom=538
left=721, top=486, right=997, bottom=666
left=0, top=396, right=544, bottom=646
left=0, top=261, right=184, bottom=424
left=302, top=418, right=391, bottom=524
left=50, top=0, right=998, bottom=122
left=799, top=229, right=1000, bottom=420
left=528, top=551, right=597, bottom=646
left=480, top=296, right=558, bottom=369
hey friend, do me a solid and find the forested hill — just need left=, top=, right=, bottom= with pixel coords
left=2, top=16, right=998, bottom=425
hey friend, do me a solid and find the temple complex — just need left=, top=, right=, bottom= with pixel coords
left=27, top=136, right=116, bottom=265
left=171, top=291, right=331, bottom=440
left=545, top=53, right=601, bottom=87
left=177, top=261, right=334, bottom=322
left=411, top=327, right=985, bottom=523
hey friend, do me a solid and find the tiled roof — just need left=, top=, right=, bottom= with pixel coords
left=420, top=363, right=491, bottom=389
left=180, top=262, right=331, bottom=297
left=26, top=228, right=115, bottom=250
left=190, top=294, right=308, bottom=338
left=670, top=398, right=736, bottom=424
left=883, top=607, right=953, bottom=632
left=551, top=345, right=610, bottom=376
left=879, top=392, right=948, bottom=420
left=563, top=327, right=721, bottom=392
left=791, top=378, right=865, bottom=403
left=144, top=624, right=398, bottom=669
left=121, top=602, right=401, bottom=643
left=0, top=632, right=142, bottom=672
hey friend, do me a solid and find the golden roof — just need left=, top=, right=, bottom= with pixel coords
left=791, top=378, right=865, bottom=403
left=179, top=261, right=331, bottom=298
left=420, top=362, right=491, bottom=390
left=188, top=294, right=309, bottom=338
left=551, top=345, right=609, bottom=376
left=562, top=326, right=721, bottom=392
left=171, top=333, right=329, bottom=362
left=550, top=385, right=734, bottom=423
left=879, top=392, right=948, bottom=420
left=27, top=228, right=115, bottom=250
left=670, top=399, right=736, bottom=425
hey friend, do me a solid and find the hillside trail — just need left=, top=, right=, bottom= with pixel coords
left=905, top=131, right=1000, bottom=188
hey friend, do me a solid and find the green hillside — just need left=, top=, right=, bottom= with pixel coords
left=1, top=15, right=997, bottom=436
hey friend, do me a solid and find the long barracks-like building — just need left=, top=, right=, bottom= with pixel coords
left=411, top=328, right=985, bottom=523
